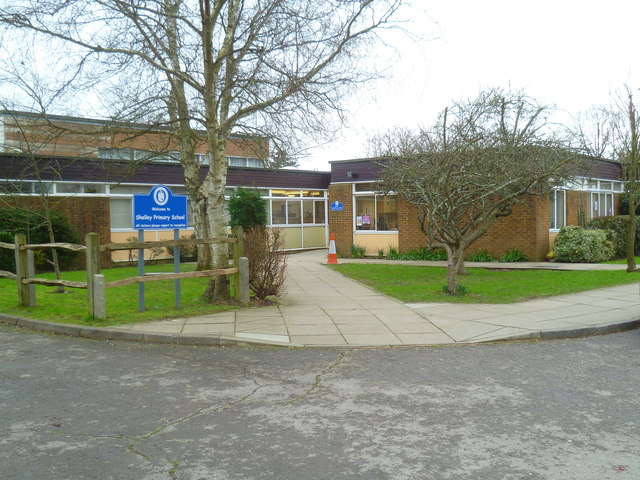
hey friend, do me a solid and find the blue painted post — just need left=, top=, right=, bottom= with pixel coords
left=174, top=228, right=180, bottom=309
left=138, top=229, right=145, bottom=312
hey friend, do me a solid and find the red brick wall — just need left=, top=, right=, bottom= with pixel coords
left=398, top=198, right=426, bottom=252
left=470, top=196, right=549, bottom=261
left=328, top=185, right=553, bottom=261
left=328, top=184, right=353, bottom=256
left=2, top=195, right=111, bottom=265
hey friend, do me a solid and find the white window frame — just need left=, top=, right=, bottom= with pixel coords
left=352, top=183, right=398, bottom=233
left=549, top=189, right=566, bottom=231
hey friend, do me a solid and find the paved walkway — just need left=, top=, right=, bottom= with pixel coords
left=110, top=251, right=640, bottom=346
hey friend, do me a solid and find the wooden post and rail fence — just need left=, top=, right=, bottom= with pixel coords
left=0, top=227, right=249, bottom=319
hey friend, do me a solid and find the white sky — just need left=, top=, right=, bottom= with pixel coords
left=300, top=0, right=640, bottom=170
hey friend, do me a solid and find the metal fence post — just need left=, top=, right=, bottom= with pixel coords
left=86, top=233, right=101, bottom=316
left=232, top=226, right=244, bottom=300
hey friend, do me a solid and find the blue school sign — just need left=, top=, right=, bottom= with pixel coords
left=133, top=185, right=188, bottom=229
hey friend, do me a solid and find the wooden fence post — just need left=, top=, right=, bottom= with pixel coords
left=14, top=233, right=35, bottom=307
left=93, top=274, right=106, bottom=320
left=26, top=250, right=36, bottom=307
left=238, top=256, right=250, bottom=305
left=232, top=226, right=244, bottom=300
left=86, top=233, right=101, bottom=316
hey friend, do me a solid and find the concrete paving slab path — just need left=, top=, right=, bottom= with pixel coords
left=104, top=250, right=640, bottom=346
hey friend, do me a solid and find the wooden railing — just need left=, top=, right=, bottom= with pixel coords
left=0, top=230, right=248, bottom=319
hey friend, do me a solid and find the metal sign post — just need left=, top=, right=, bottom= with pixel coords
left=174, top=228, right=180, bottom=309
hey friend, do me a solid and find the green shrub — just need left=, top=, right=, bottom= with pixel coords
left=618, top=193, right=640, bottom=215
left=387, top=247, right=447, bottom=261
left=587, top=215, right=640, bottom=258
left=554, top=226, right=614, bottom=263
left=498, top=249, right=529, bottom=262
left=350, top=244, right=366, bottom=258
left=228, top=188, right=267, bottom=228
left=0, top=208, right=79, bottom=272
left=468, top=249, right=494, bottom=262
left=376, top=248, right=385, bottom=259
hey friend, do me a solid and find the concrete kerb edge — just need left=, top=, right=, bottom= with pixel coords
left=538, top=318, right=640, bottom=340
left=0, top=313, right=293, bottom=347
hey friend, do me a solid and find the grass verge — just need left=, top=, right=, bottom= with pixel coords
left=0, top=263, right=238, bottom=326
left=331, top=264, right=640, bottom=303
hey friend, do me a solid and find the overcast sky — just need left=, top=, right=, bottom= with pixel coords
left=300, top=0, right=640, bottom=170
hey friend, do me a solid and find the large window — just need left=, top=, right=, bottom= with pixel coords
left=549, top=190, right=565, bottom=230
left=227, top=156, right=264, bottom=168
left=591, top=192, right=614, bottom=218
left=353, top=183, right=397, bottom=231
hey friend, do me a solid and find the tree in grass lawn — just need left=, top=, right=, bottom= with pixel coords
left=228, top=188, right=286, bottom=300
left=0, top=0, right=403, bottom=303
left=374, top=88, right=576, bottom=296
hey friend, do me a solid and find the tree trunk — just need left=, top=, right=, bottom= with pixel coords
left=45, top=211, right=64, bottom=293
left=446, top=246, right=465, bottom=295
left=626, top=197, right=637, bottom=272
left=627, top=93, right=638, bottom=272
left=201, top=139, right=231, bottom=302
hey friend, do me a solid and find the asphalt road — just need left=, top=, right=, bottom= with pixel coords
left=1, top=325, right=639, bottom=480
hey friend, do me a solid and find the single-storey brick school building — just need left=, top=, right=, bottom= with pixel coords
left=0, top=111, right=625, bottom=262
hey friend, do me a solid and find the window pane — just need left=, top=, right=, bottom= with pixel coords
left=606, top=193, right=613, bottom=216
left=271, top=189, right=300, bottom=197
left=265, top=201, right=271, bottom=225
left=549, top=192, right=556, bottom=229
left=0, top=181, right=33, bottom=194
left=287, top=200, right=301, bottom=224
left=302, top=190, right=323, bottom=197
left=57, top=183, right=82, bottom=193
left=600, top=181, right=612, bottom=191
left=84, top=184, right=106, bottom=194
left=110, top=185, right=150, bottom=195
left=246, top=158, right=263, bottom=168
left=556, top=191, right=565, bottom=228
left=355, top=182, right=376, bottom=192
left=314, top=200, right=325, bottom=224
left=302, top=200, right=314, bottom=224
left=110, top=198, right=132, bottom=229
left=355, top=196, right=375, bottom=230
left=272, top=200, right=286, bottom=224
left=376, top=195, right=398, bottom=231
left=591, top=193, right=598, bottom=218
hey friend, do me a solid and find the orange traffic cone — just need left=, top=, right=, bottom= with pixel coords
left=327, top=232, right=338, bottom=264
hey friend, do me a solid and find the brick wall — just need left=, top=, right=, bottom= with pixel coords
left=328, top=186, right=554, bottom=261
left=471, top=196, right=549, bottom=261
left=398, top=198, right=426, bottom=252
left=328, top=184, right=353, bottom=256
left=2, top=195, right=111, bottom=266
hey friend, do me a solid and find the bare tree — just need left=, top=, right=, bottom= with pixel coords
left=0, top=0, right=403, bottom=302
left=375, top=88, right=576, bottom=296
left=571, top=87, right=640, bottom=272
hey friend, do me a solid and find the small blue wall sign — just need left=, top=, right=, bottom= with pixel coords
left=330, top=201, right=344, bottom=212
left=133, top=185, right=188, bottom=229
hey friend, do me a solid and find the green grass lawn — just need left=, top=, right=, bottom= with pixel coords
left=0, top=263, right=237, bottom=326
left=331, top=264, right=640, bottom=304
left=605, top=256, right=640, bottom=264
